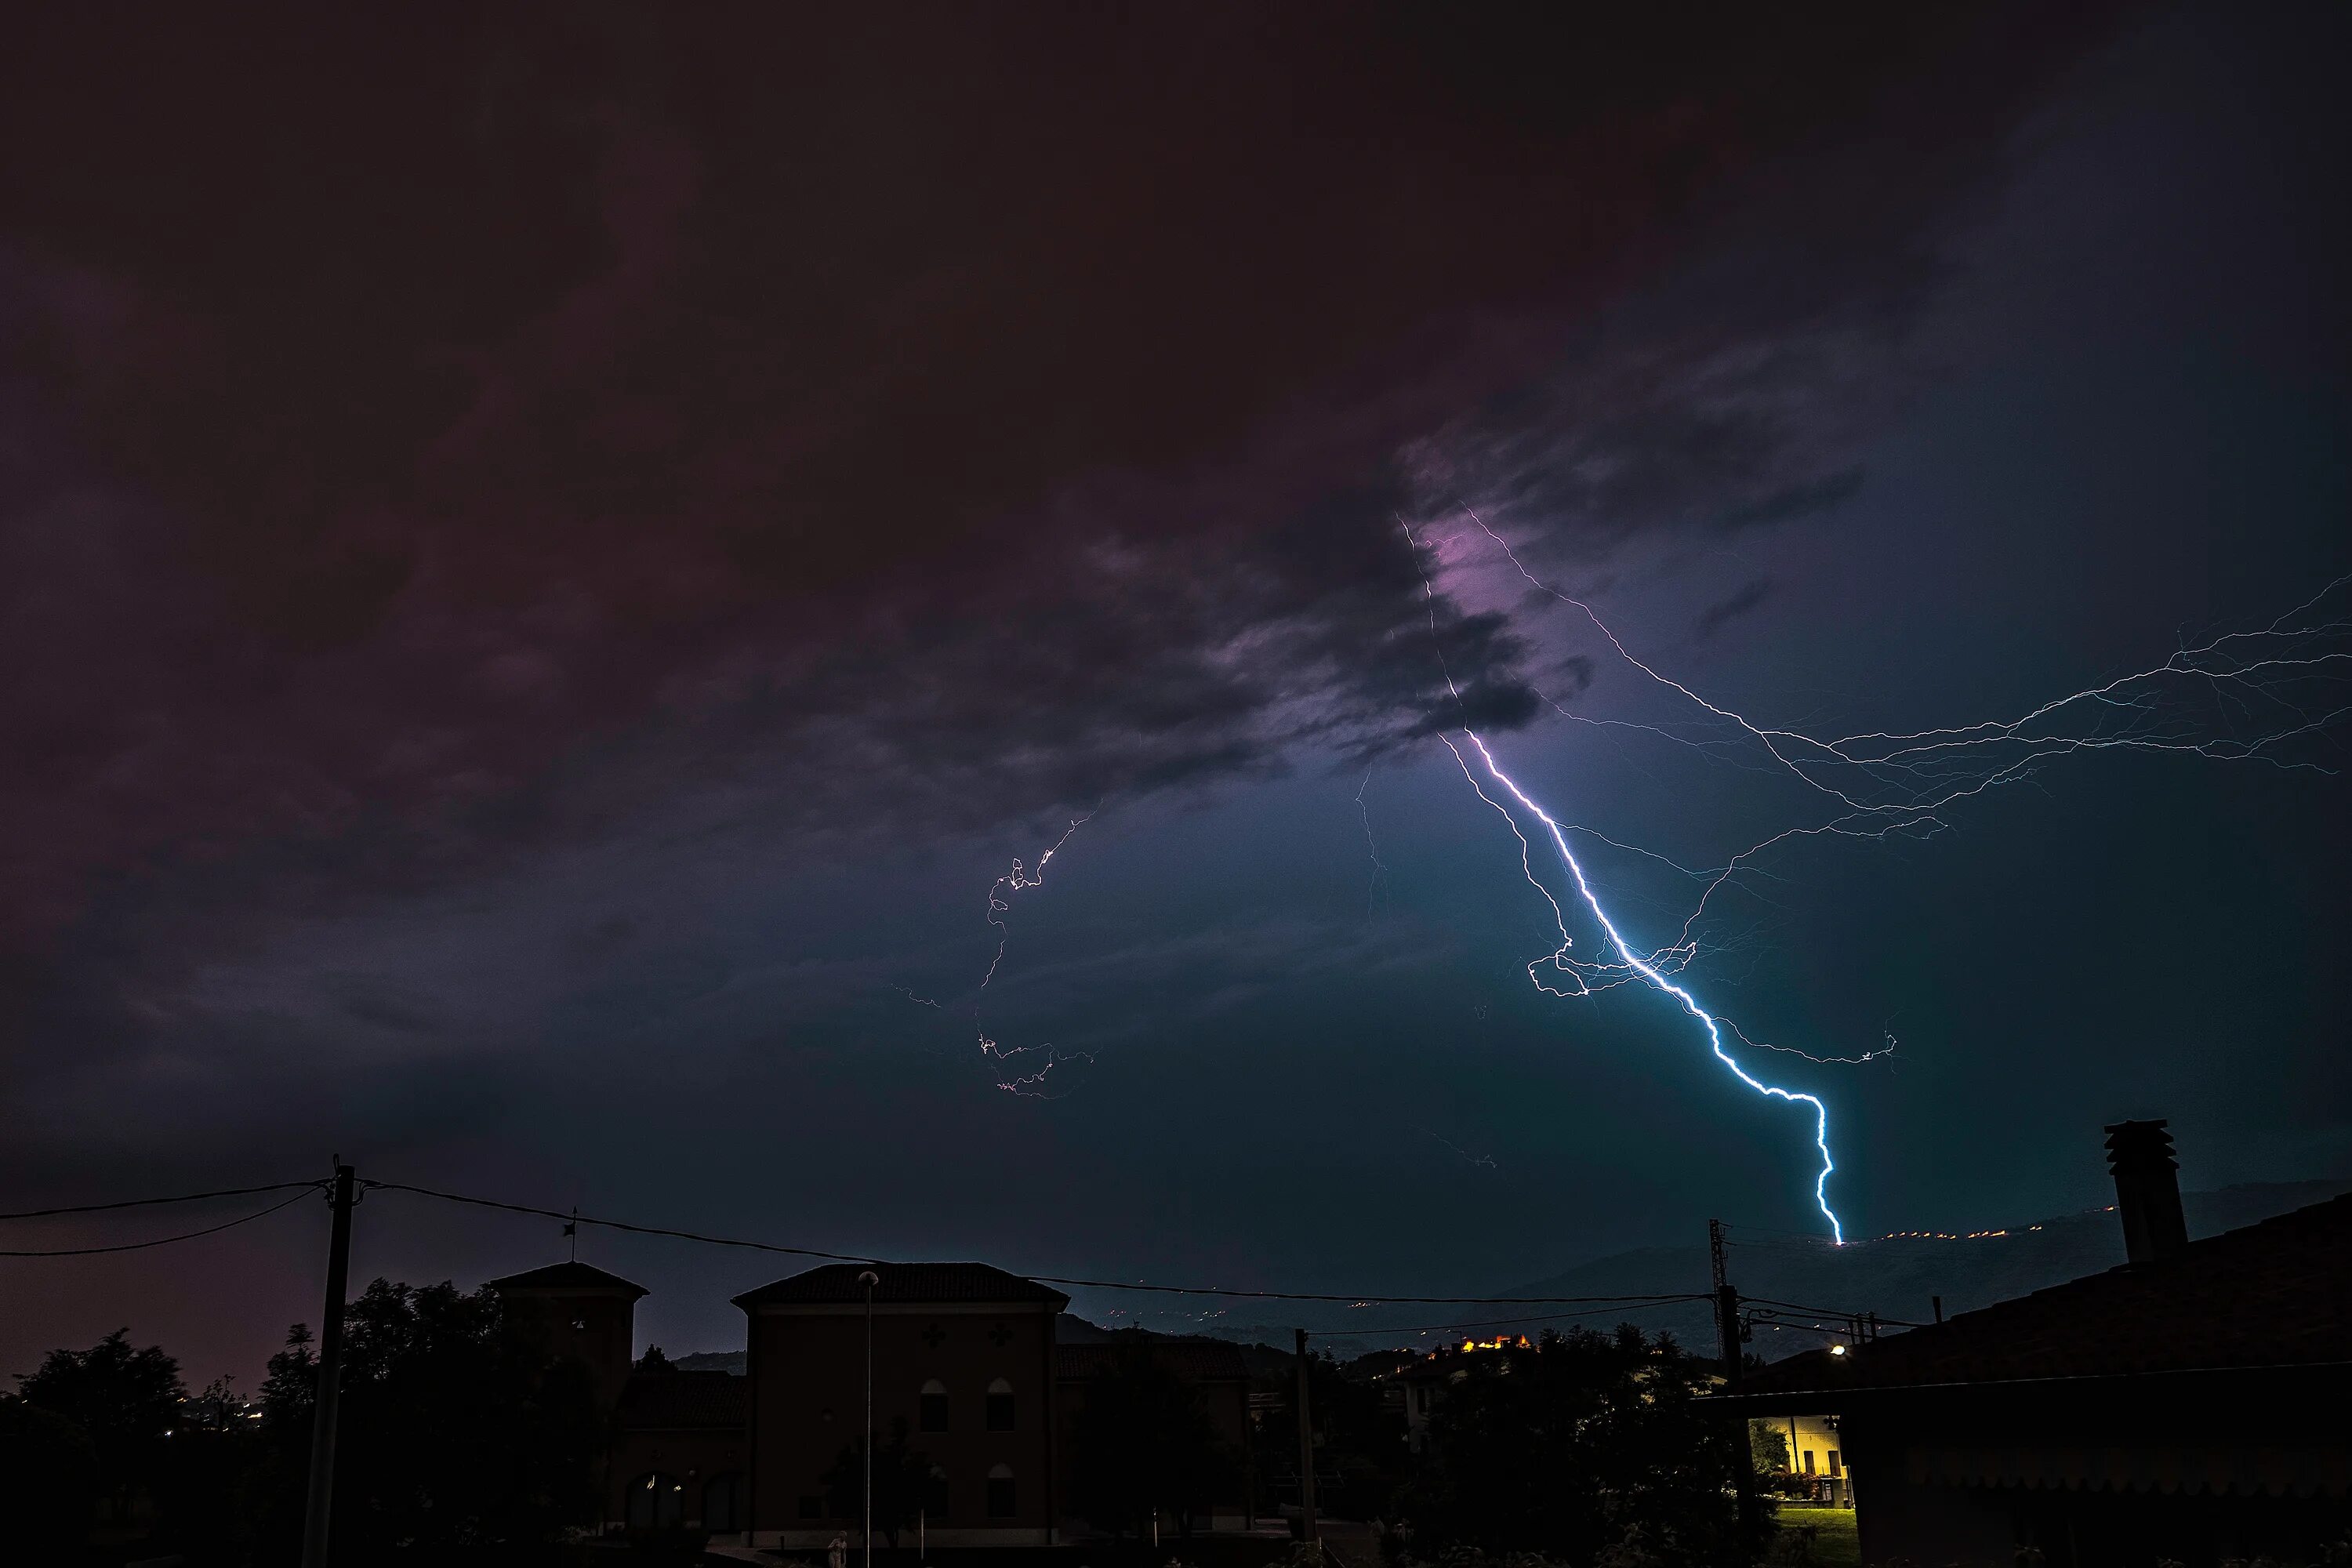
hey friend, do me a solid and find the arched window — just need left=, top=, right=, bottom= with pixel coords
left=919, top=1377, right=949, bottom=1432
left=703, top=1472, right=741, bottom=1534
left=985, top=1463, right=1016, bottom=1519
left=985, top=1376, right=1015, bottom=1432
left=626, top=1472, right=684, bottom=1530
left=924, top=1465, right=951, bottom=1519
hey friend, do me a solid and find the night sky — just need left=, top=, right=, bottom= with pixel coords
left=5, top=3, right=2347, bottom=1389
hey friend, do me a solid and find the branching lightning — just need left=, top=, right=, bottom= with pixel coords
left=1421, top=1128, right=1502, bottom=1172
left=1406, top=511, right=2351, bottom=1243
left=1356, top=767, right=1390, bottom=920
left=892, top=812, right=1098, bottom=1095
left=972, top=813, right=1094, bottom=1096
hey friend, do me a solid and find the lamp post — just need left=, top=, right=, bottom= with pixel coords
left=858, top=1269, right=880, bottom=1568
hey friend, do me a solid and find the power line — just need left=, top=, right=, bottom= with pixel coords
left=1741, top=1294, right=1928, bottom=1327
left=365, top=1177, right=1715, bottom=1308
left=0, top=1189, right=320, bottom=1257
left=0, top=1180, right=324, bottom=1222
left=0, top=1173, right=1902, bottom=1333
left=362, top=1179, right=881, bottom=1265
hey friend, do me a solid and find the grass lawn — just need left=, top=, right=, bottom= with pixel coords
left=1776, top=1504, right=1860, bottom=1568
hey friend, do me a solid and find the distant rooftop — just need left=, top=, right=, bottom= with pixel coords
left=1741, top=1192, right=2352, bottom=1396
left=734, top=1261, right=1069, bottom=1310
left=487, top=1261, right=649, bottom=1298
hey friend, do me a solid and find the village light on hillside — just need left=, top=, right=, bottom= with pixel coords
left=1829, top=1345, right=1847, bottom=1356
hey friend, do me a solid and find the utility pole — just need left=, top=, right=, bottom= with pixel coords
left=859, top=1270, right=879, bottom=1568
left=1293, top=1328, right=1319, bottom=1552
left=300, top=1161, right=357, bottom=1568
left=1714, top=1283, right=1744, bottom=1393
left=1711, top=1221, right=1759, bottom=1552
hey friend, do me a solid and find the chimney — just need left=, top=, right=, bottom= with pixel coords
left=2103, top=1118, right=2189, bottom=1265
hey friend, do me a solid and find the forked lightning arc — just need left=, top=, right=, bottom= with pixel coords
left=1406, top=510, right=2347, bottom=1241
left=917, top=514, right=2347, bottom=1237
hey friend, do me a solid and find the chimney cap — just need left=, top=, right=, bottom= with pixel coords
left=2103, top=1118, right=2176, bottom=1171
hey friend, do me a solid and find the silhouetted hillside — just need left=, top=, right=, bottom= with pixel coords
left=659, top=1181, right=2347, bottom=1369
left=1160, top=1179, right=2350, bottom=1359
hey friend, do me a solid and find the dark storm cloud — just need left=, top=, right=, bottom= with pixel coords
left=0, top=0, right=2130, bottom=1131
left=1693, top=579, right=1774, bottom=641
left=0, top=1, right=2124, bottom=909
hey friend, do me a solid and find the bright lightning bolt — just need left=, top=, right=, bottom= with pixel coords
left=1403, top=505, right=2350, bottom=1244
left=1444, top=727, right=1848, bottom=1242
left=1403, top=516, right=1849, bottom=1240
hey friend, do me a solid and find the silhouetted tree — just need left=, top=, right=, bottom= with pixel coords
left=259, top=1278, right=601, bottom=1564
left=821, top=1417, right=935, bottom=1548
left=1069, top=1338, right=1238, bottom=1537
left=1255, top=1347, right=1410, bottom=1523
left=0, top=1396, right=99, bottom=1556
left=1749, top=1418, right=1790, bottom=1475
left=1387, top=1325, right=1771, bottom=1567
left=16, top=1327, right=185, bottom=1522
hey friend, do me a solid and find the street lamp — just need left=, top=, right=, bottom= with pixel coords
left=858, top=1269, right=880, bottom=1568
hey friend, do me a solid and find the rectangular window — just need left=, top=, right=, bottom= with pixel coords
left=986, top=1391, right=1015, bottom=1431
left=1802, top=1450, right=1815, bottom=1475
left=925, top=1470, right=951, bottom=1519
left=797, top=1494, right=825, bottom=1520
left=1828, top=1450, right=1842, bottom=1477
left=920, top=1392, right=950, bottom=1432
left=986, top=1475, right=1016, bottom=1519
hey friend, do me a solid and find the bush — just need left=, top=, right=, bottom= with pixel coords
left=0, top=1397, right=98, bottom=1557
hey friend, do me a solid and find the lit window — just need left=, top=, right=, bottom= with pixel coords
left=985, top=1377, right=1015, bottom=1432
left=920, top=1378, right=949, bottom=1432
left=985, top=1464, right=1016, bottom=1519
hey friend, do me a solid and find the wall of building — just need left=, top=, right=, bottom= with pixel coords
left=502, top=1289, right=637, bottom=1414
left=609, top=1427, right=749, bottom=1533
left=746, top=1301, right=1058, bottom=1548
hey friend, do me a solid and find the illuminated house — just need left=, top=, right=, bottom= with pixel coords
left=1717, top=1123, right=2352, bottom=1566
left=1766, top=1412, right=1850, bottom=1506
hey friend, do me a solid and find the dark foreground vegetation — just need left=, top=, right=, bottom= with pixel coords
left=10, top=1294, right=1772, bottom=1567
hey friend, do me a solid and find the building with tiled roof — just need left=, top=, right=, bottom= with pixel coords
left=1715, top=1122, right=2352, bottom=1565
left=733, top=1261, right=1073, bottom=1548
left=489, top=1260, right=648, bottom=1411
left=731, top=1261, right=1069, bottom=1309
left=488, top=1261, right=650, bottom=1297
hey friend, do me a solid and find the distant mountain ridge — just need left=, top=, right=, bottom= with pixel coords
left=656, top=1180, right=2347, bottom=1369
left=1109, top=1178, right=2350, bottom=1359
